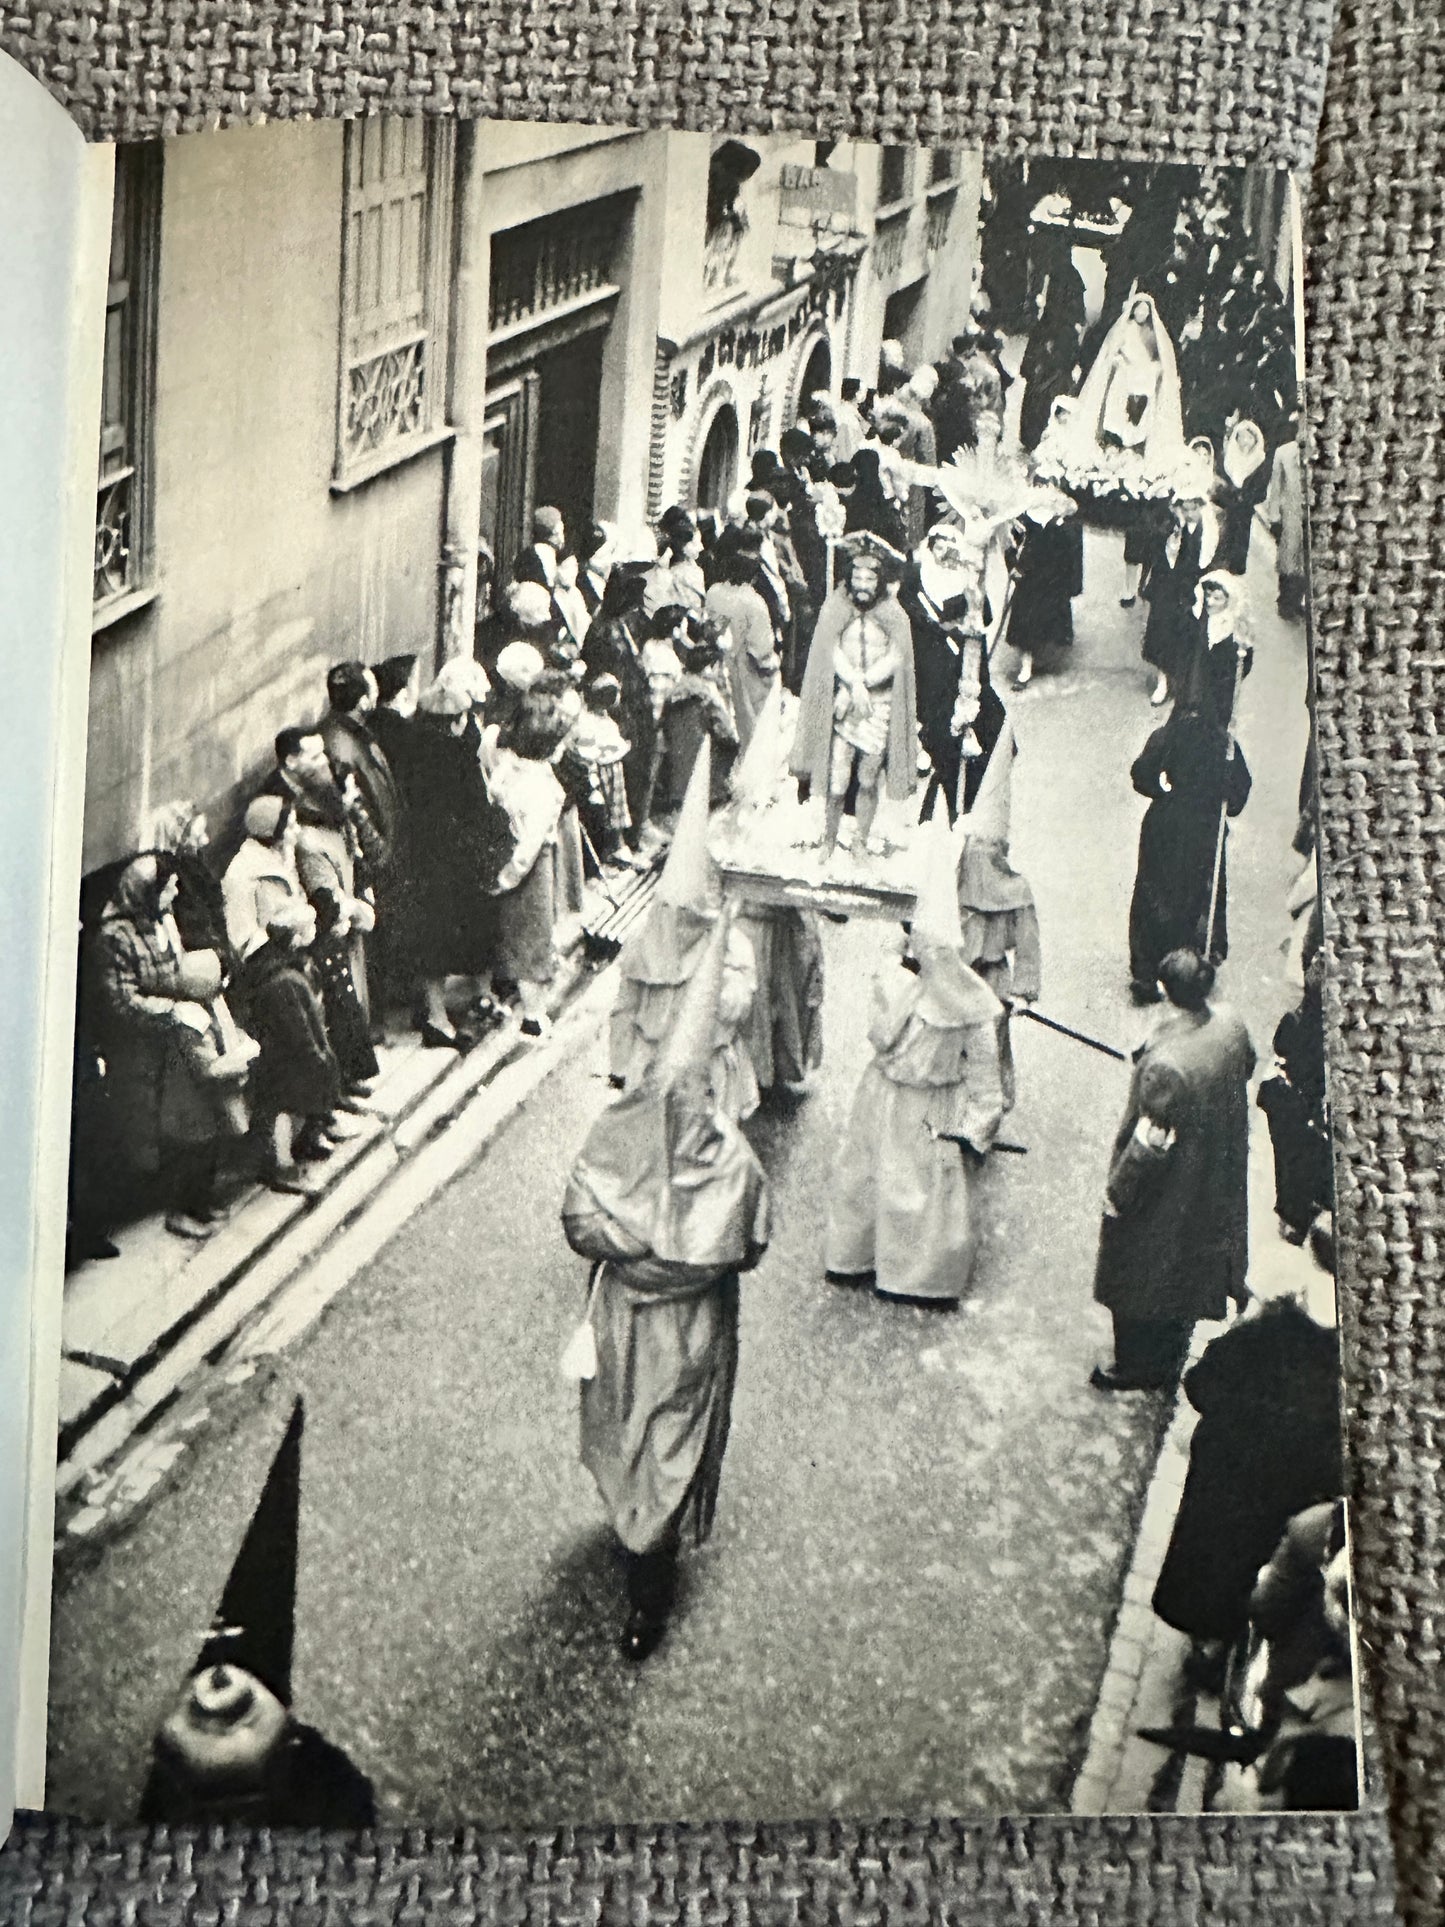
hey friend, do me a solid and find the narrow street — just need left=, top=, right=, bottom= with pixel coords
left=46, top=527, right=1310, bottom=1829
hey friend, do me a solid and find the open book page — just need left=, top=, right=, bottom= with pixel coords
left=0, top=57, right=111, bottom=1825
left=43, top=124, right=1357, bottom=1825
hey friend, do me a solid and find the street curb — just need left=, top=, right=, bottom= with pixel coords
left=1068, top=1321, right=1214, bottom=1815
left=57, top=948, right=618, bottom=1541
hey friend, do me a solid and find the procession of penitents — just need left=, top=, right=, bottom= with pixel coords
left=556, top=428, right=1080, bottom=1662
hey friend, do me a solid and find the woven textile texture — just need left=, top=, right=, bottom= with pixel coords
left=2, top=0, right=1441, bottom=1922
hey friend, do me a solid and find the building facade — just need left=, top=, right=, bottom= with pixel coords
left=83, top=121, right=983, bottom=871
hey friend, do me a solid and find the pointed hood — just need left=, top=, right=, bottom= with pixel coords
left=958, top=718, right=1034, bottom=914
left=618, top=739, right=721, bottom=988
left=564, top=909, right=768, bottom=1270
left=194, top=1397, right=303, bottom=1707
left=910, top=814, right=1003, bottom=1030
left=657, top=737, right=720, bottom=910
left=730, top=679, right=787, bottom=811
left=962, top=715, right=1014, bottom=845
left=656, top=906, right=732, bottom=1089
left=911, top=810, right=967, bottom=952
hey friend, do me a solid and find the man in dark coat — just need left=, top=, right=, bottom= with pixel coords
left=1151, top=1254, right=1342, bottom=1684
left=1127, top=704, right=1251, bottom=998
left=1091, top=948, right=1255, bottom=1391
left=900, top=528, right=1006, bottom=822
left=319, top=661, right=399, bottom=865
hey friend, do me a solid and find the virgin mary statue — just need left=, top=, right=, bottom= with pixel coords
left=1069, top=290, right=1185, bottom=463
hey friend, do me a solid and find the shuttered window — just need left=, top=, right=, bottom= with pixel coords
left=94, top=145, right=160, bottom=625
left=336, top=118, right=455, bottom=485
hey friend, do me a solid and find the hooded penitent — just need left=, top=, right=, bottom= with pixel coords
left=569, top=910, right=771, bottom=1555
left=729, top=677, right=787, bottom=813
left=615, top=736, right=720, bottom=992
left=910, top=811, right=1005, bottom=1032
left=825, top=813, right=1004, bottom=1301
left=193, top=1397, right=303, bottom=1707
left=957, top=718, right=1034, bottom=916
left=571, top=911, right=767, bottom=1270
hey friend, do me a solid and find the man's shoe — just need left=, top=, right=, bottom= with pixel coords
left=619, top=1608, right=668, bottom=1664
left=165, top=1212, right=215, bottom=1241
left=1090, top=1363, right=1162, bottom=1393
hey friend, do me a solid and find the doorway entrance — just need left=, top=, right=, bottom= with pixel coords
left=795, top=337, right=832, bottom=420
left=480, top=194, right=629, bottom=583
left=882, top=278, right=928, bottom=365
left=695, top=403, right=740, bottom=512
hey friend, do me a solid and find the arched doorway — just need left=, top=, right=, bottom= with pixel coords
left=695, top=403, right=739, bottom=511
left=797, top=336, right=832, bottom=415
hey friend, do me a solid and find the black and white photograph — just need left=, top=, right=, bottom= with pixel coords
left=45, top=123, right=1356, bottom=1827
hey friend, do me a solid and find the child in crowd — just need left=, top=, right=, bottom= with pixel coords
left=647, top=615, right=738, bottom=821
left=234, top=897, right=344, bottom=1191
left=565, top=674, right=633, bottom=867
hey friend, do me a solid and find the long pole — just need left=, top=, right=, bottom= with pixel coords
left=1016, top=1004, right=1128, bottom=1063
left=1204, top=640, right=1245, bottom=958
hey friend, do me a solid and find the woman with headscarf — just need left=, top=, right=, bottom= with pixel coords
left=1182, top=570, right=1254, bottom=731
left=842, top=446, right=910, bottom=556
left=1018, top=257, right=1087, bottom=453
left=563, top=909, right=770, bottom=1661
left=824, top=819, right=1006, bottom=1308
left=222, top=796, right=306, bottom=965
left=1140, top=467, right=1221, bottom=707
left=146, top=801, right=231, bottom=963
left=1214, top=417, right=1271, bottom=575
left=98, top=854, right=258, bottom=1239
left=1127, top=704, right=1252, bottom=1000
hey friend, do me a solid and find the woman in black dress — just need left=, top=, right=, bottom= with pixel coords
left=1140, top=486, right=1218, bottom=707
left=1127, top=704, right=1251, bottom=998
left=1018, top=259, right=1086, bottom=454
left=998, top=506, right=1084, bottom=690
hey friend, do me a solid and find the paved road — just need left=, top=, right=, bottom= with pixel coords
left=46, top=528, right=1310, bottom=1829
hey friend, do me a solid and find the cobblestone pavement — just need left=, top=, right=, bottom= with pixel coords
left=45, top=527, right=1310, bottom=1828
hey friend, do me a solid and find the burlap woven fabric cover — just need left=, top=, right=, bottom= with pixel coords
left=0, top=1, right=1437, bottom=1922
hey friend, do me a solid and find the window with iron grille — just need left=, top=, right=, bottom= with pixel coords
left=336, top=117, right=455, bottom=485
left=95, top=145, right=160, bottom=627
left=488, top=197, right=626, bottom=335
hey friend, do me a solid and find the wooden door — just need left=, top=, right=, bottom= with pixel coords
left=479, top=371, right=540, bottom=583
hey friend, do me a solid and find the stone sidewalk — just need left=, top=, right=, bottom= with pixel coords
left=55, top=880, right=647, bottom=1536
